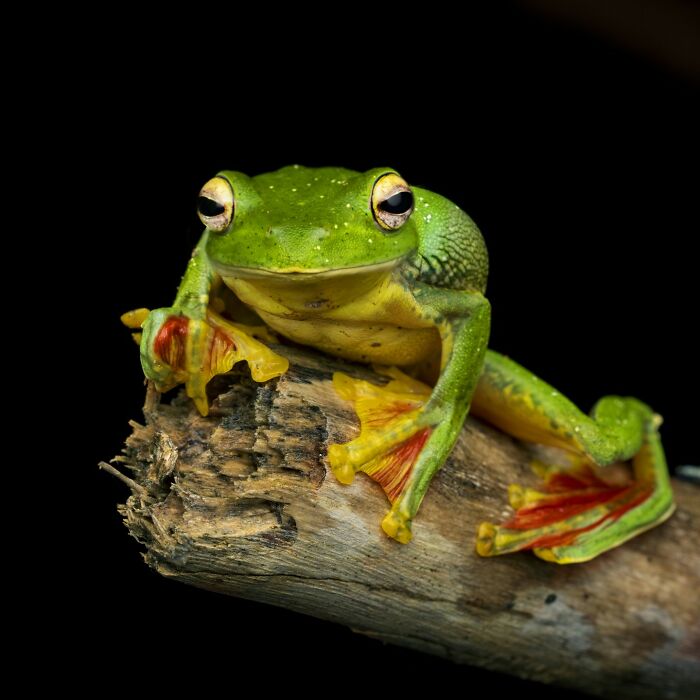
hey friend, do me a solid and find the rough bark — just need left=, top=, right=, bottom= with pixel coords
left=105, top=345, right=700, bottom=699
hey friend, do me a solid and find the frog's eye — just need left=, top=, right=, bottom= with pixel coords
left=371, top=173, right=414, bottom=231
left=197, top=176, right=234, bottom=232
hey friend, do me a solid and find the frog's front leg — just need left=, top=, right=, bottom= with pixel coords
left=328, top=289, right=490, bottom=543
left=122, top=232, right=288, bottom=415
left=473, top=351, right=675, bottom=563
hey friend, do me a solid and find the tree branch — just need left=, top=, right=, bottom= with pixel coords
left=109, top=345, right=700, bottom=699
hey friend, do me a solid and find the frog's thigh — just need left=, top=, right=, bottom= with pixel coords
left=473, top=350, right=652, bottom=463
left=471, top=350, right=590, bottom=455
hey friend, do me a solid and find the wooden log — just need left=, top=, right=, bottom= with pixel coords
left=105, top=345, right=700, bottom=699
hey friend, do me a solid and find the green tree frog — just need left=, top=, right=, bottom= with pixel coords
left=123, top=166, right=674, bottom=563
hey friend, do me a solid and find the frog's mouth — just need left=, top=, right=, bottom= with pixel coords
left=211, top=258, right=401, bottom=280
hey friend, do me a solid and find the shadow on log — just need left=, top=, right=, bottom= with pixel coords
left=104, top=345, right=700, bottom=699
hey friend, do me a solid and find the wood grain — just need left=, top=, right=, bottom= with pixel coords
left=107, top=345, right=700, bottom=699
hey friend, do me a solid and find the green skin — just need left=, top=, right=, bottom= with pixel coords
left=137, top=165, right=674, bottom=562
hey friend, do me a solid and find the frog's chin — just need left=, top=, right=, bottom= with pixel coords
left=211, top=258, right=400, bottom=280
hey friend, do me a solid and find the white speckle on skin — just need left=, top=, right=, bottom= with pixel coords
left=269, top=185, right=274, bottom=189
left=307, top=183, right=311, bottom=187
left=424, top=214, right=433, bottom=223
left=315, top=245, right=321, bottom=250
left=423, top=202, right=429, bottom=207
left=343, top=222, right=348, bottom=227
left=292, top=188, right=297, bottom=192
left=320, top=195, right=325, bottom=199
left=334, top=224, right=338, bottom=229
left=293, top=164, right=300, bottom=169
left=314, top=177, right=319, bottom=181
left=368, top=238, right=373, bottom=244
left=345, top=203, right=351, bottom=208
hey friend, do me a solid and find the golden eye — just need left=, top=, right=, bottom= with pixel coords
left=371, top=173, right=414, bottom=230
left=197, top=176, right=234, bottom=232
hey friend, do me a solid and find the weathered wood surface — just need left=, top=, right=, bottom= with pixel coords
left=107, top=345, right=700, bottom=699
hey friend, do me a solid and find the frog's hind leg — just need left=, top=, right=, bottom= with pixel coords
left=474, top=351, right=675, bottom=564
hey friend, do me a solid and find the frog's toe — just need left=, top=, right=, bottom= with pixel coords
left=476, top=425, right=675, bottom=563
left=381, top=508, right=414, bottom=544
left=328, top=368, right=433, bottom=542
left=121, top=307, right=150, bottom=345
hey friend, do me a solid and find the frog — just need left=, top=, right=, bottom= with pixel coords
left=122, top=165, right=675, bottom=563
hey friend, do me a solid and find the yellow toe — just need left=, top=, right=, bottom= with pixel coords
left=476, top=522, right=497, bottom=556
left=382, top=510, right=413, bottom=544
left=121, top=308, right=150, bottom=328
left=328, top=444, right=356, bottom=484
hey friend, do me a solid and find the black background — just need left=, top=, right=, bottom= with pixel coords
left=65, top=3, right=698, bottom=696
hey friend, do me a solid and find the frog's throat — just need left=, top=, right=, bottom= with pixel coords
left=210, top=258, right=401, bottom=280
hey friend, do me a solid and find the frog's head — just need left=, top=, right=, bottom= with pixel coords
left=198, top=166, right=418, bottom=278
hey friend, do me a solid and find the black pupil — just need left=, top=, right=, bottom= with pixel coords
left=380, top=191, right=413, bottom=215
left=198, top=196, right=225, bottom=217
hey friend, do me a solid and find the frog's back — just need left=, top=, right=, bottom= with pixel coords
left=251, top=166, right=362, bottom=206
left=253, top=165, right=360, bottom=184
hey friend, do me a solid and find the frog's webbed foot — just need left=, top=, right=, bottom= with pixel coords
left=474, top=352, right=675, bottom=564
left=327, top=368, right=435, bottom=543
left=122, top=307, right=288, bottom=415
left=477, top=429, right=674, bottom=563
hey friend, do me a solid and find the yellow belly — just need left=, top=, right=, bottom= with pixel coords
left=222, top=269, right=440, bottom=366
left=256, top=312, right=439, bottom=365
